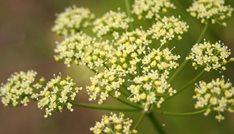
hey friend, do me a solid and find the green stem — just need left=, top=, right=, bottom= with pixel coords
left=196, top=23, right=208, bottom=44
left=134, top=112, right=146, bottom=129
left=71, top=102, right=140, bottom=112
left=147, top=112, right=166, bottom=134
left=125, top=0, right=133, bottom=30
left=154, top=109, right=206, bottom=116
left=125, top=0, right=132, bottom=18
left=168, top=60, right=188, bottom=83
left=165, top=70, right=205, bottom=103
left=110, top=93, right=142, bottom=109
left=168, top=23, right=208, bottom=83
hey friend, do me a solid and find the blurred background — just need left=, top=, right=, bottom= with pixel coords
left=0, top=0, right=234, bottom=134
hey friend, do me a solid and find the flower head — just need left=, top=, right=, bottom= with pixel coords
left=0, top=71, right=41, bottom=107
left=148, top=16, right=189, bottom=45
left=87, top=68, right=126, bottom=104
left=52, top=6, right=95, bottom=36
left=93, top=10, right=132, bottom=37
left=38, top=74, right=82, bottom=118
left=187, top=0, right=233, bottom=26
left=186, top=41, right=231, bottom=72
left=194, top=77, right=234, bottom=121
left=132, top=0, right=176, bottom=19
left=128, top=72, right=175, bottom=111
left=142, top=48, right=180, bottom=75
left=90, top=113, right=137, bottom=134
left=111, top=29, right=151, bottom=74
left=54, top=32, right=113, bottom=70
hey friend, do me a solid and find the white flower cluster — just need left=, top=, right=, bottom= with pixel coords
left=52, top=6, right=95, bottom=36
left=87, top=68, right=126, bottom=104
left=87, top=29, right=180, bottom=108
left=111, top=29, right=151, bottom=74
left=132, top=0, right=175, bottom=19
left=54, top=32, right=113, bottom=70
left=148, top=16, right=189, bottom=45
left=90, top=113, right=137, bottom=134
left=128, top=72, right=175, bottom=111
left=142, top=48, right=180, bottom=75
left=38, top=75, right=82, bottom=118
left=93, top=10, right=132, bottom=37
left=187, top=0, right=233, bottom=26
left=0, top=71, right=40, bottom=107
left=187, top=41, right=231, bottom=72
left=194, top=78, right=234, bottom=121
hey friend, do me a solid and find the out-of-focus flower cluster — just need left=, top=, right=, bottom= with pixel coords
left=93, top=10, right=132, bottom=37
left=52, top=6, right=95, bottom=36
left=38, top=75, right=82, bottom=118
left=0, top=71, right=41, bottom=107
left=90, top=113, right=137, bottom=134
left=0, top=70, right=82, bottom=118
left=187, top=0, right=233, bottom=26
left=132, top=0, right=175, bottom=19
left=87, top=68, right=126, bottom=104
left=128, top=72, right=175, bottom=111
left=54, top=32, right=113, bottom=70
left=148, top=16, right=189, bottom=45
left=194, top=78, right=234, bottom=121
left=187, top=41, right=231, bottom=72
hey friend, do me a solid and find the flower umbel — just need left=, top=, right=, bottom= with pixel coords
left=194, top=77, right=234, bottom=121
left=93, top=10, right=132, bottom=37
left=38, top=74, right=82, bottom=118
left=86, top=68, right=126, bottom=104
left=148, top=16, right=189, bottom=45
left=54, top=32, right=113, bottom=70
left=52, top=6, right=95, bottom=36
left=132, top=0, right=176, bottom=19
left=186, top=41, right=231, bottom=72
left=0, top=70, right=40, bottom=107
left=128, top=72, right=175, bottom=111
left=90, top=113, right=137, bottom=134
left=187, top=0, right=233, bottom=26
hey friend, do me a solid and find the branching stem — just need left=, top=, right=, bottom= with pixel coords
left=147, top=112, right=166, bottom=134
left=154, top=109, right=206, bottom=116
left=71, top=102, right=140, bottom=112
left=134, top=112, right=146, bottom=129
left=168, top=23, right=208, bottom=83
left=165, top=70, right=205, bottom=103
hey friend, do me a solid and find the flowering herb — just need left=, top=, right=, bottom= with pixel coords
left=1, top=0, right=234, bottom=133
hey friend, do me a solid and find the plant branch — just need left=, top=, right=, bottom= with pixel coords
left=147, top=112, right=166, bottom=134
left=165, top=70, right=205, bottom=103
left=71, top=102, right=140, bottom=112
left=125, top=0, right=132, bottom=18
left=168, top=23, right=208, bottom=83
left=134, top=112, right=146, bottom=129
left=154, top=109, right=206, bottom=116
left=196, top=23, right=208, bottom=44
left=109, top=93, right=142, bottom=109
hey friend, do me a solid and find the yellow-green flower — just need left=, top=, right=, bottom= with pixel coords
left=0, top=70, right=41, bottom=107
left=54, top=32, right=113, bottom=70
left=132, top=0, right=175, bottom=19
left=187, top=41, right=231, bottom=72
left=38, top=74, right=82, bottom=118
left=148, top=16, right=189, bottom=45
left=187, top=0, right=233, bottom=26
left=194, top=77, right=234, bottom=121
left=93, top=10, right=132, bottom=37
left=91, top=113, right=137, bottom=134
left=52, top=6, right=95, bottom=36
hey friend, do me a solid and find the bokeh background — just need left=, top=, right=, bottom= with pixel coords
left=0, top=0, right=234, bottom=134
